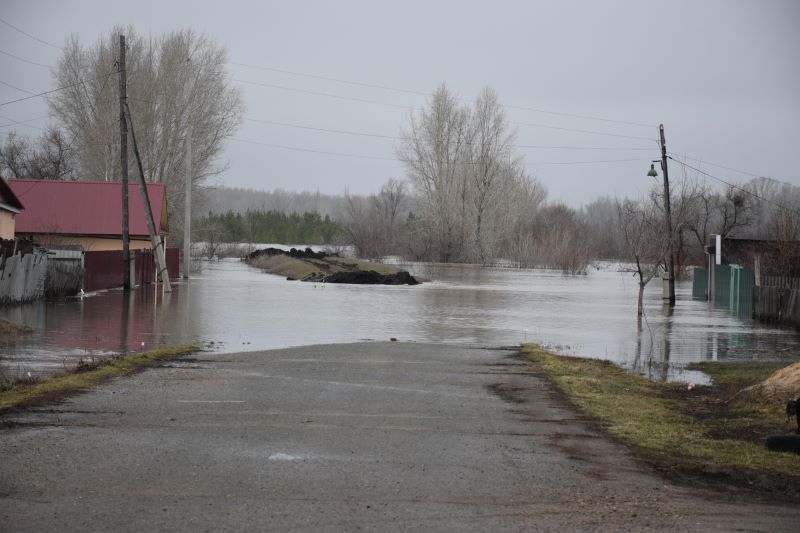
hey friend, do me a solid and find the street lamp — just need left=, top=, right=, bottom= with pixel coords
left=647, top=124, right=675, bottom=306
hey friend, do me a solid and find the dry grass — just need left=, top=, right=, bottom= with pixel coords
left=0, top=319, right=33, bottom=339
left=521, top=344, right=800, bottom=485
left=248, top=254, right=404, bottom=279
left=0, top=344, right=199, bottom=413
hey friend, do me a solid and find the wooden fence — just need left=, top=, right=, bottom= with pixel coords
left=0, top=251, right=48, bottom=305
left=754, top=277, right=800, bottom=329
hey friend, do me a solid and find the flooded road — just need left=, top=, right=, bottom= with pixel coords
left=1, top=259, right=798, bottom=382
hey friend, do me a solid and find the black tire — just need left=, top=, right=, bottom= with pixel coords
left=765, top=435, right=800, bottom=454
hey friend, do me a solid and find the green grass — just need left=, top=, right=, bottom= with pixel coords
left=0, top=344, right=199, bottom=413
left=521, top=344, right=800, bottom=482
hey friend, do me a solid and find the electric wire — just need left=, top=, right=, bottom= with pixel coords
left=668, top=156, right=800, bottom=217
left=0, top=113, right=48, bottom=130
left=229, top=62, right=430, bottom=97
left=0, top=79, right=36, bottom=95
left=0, top=70, right=117, bottom=107
left=0, top=16, right=63, bottom=49
left=230, top=137, right=397, bottom=161
left=667, top=151, right=786, bottom=183
left=232, top=78, right=412, bottom=110
left=232, top=135, right=650, bottom=167
left=515, top=121, right=658, bottom=142
left=0, top=48, right=51, bottom=69
left=244, top=117, right=654, bottom=151
left=230, top=61, right=657, bottom=128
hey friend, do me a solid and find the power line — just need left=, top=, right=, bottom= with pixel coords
left=0, top=16, right=63, bottom=50
left=230, top=60, right=656, bottom=128
left=0, top=70, right=117, bottom=108
left=0, top=79, right=36, bottom=95
left=229, top=62, right=430, bottom=97
left=230, top=137, right=398, bottom=161
left=0, top=113, right=48, bottom=130
left=0, top=48, right=51, bottom=69
left=232, top=135, right=652, bottom=168
left=244, top=117, right=654, bottom=151
left=667, top=151, right=786, bottom=183
left=504, top=104, right=655, bottom=128
left=668, top=156, right=800, bottom=217
left=232, top=78, right=412, bottom=110
left=245, top=118, right=398, bottom=139
left=515, top=120, right=658, bottom=142
left=529, top=158, right=646, bottom=166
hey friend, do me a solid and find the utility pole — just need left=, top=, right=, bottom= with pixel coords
left=124, top=101, right=172, bottom=293
left=659, top=124, right=676, bottom=306
left=119, top=35, right=131, bottom=291
left=183, top=120, right=192, bottom=279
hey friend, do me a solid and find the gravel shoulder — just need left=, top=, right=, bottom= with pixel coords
left=1, top=342, right=798, bottom=532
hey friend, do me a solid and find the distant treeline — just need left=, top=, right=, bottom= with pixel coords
left=201, top=187, right=350, bottom=220
left=196, top=210, right=345, bottom=245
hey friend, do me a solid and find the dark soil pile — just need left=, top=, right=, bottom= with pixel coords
left=321, top=270, right=419, bottom=285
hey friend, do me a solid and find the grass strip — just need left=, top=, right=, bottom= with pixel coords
left=521, top=344, right=800, bottom=484
left=0, top=344, right=199, bottom=413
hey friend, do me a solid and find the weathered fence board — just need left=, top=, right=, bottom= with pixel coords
left=754, top=285, right=800, bottom=329
left=0, top=251, right=48, bottom=305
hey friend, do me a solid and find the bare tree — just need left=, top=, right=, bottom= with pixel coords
left=617, top=196, right=668, bottom=317
left=0, top=128, right=76, bottom=180
left=371, top=179, right=406, bottom=252
left=466, top=87, right=515, bottom=263
left=397, top=84, right=471, bottom=262
left=48, top=27, right=243, bottom=241
left=767, top=189, right=800, bottom=277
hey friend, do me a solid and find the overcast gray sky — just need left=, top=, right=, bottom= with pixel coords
left=1, top=0, right=798, bottom=206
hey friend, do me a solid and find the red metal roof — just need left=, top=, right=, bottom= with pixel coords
left=0, top=178, right=24, bottom=212
left=8, top=179, right=168, bottom=237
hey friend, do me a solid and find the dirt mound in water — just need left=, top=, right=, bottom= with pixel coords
left=321, top=270, right=419, bottom=285
left=248, top=247, right=331, bottom=261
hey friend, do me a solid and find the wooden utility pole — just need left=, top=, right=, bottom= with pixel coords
left=183, top=121, right=192, bottom=279
left=119, top=35, right=131, bottom=291
left=123, top=101, right=172, bottom=293
left=659, top=124, right=675, bottom=306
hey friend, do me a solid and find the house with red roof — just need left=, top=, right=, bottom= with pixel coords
left=8, top=179, right=169, bottom=252
left=0, top=177, right=25, bottom=240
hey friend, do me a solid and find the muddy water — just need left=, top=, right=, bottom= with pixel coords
left=1, top=259, right=798, bottom=382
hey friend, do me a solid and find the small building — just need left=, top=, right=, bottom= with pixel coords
left=0, top=177, right=24, bottom=240
left=8, top=179, right=168, bottom=251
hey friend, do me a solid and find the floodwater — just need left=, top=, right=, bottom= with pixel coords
left=1, top=258, right=798, bottom=383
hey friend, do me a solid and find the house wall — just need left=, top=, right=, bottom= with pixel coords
left=15, top=234, right=154, bottom=251
left=0, top=211, right=15, bottom=240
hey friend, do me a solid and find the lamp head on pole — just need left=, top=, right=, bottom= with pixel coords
left=647, top=163, right=658, bottom=177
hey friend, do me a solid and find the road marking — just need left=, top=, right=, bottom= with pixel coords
left=268, top=453, right=304, bottom=461
left=177, top=400, right=246, bottom=403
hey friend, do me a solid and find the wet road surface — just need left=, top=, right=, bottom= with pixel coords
left=1, top=342, right=798, bottom=531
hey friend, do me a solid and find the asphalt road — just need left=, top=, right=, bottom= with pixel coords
left=1, top=342, right=798, bottom=532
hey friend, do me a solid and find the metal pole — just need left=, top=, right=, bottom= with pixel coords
left=183, top=121, right=192, bottom=279
left=660, top=124, right=675, bottom=306
left=119, top=35, right=131, bottom=291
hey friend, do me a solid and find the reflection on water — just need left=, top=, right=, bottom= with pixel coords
left=1, top=259, right=798, bottom=382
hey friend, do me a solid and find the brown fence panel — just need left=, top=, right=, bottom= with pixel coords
left=166, top=248, right=179, bottom=279
left=85, top=247, right=179, bottom=292
left=134, top=250, right=154, bottom=285
left=84, top=250, right=124, bottom=292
